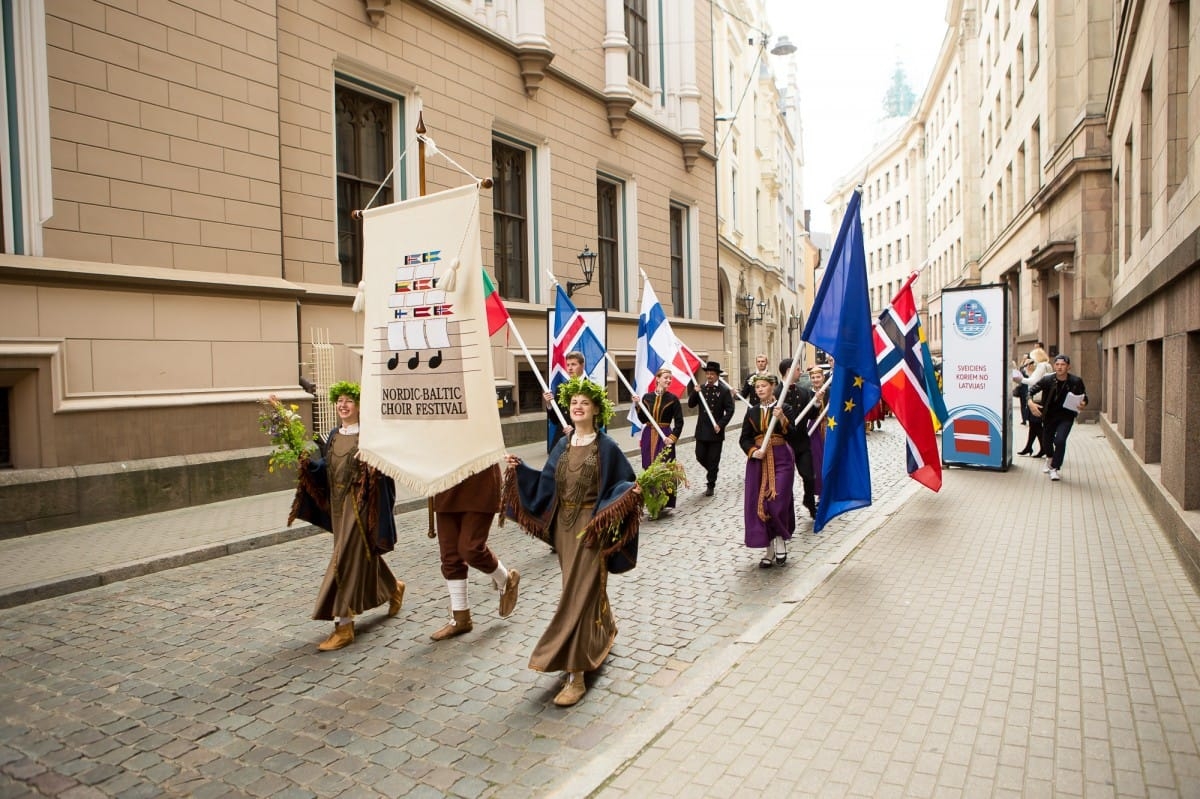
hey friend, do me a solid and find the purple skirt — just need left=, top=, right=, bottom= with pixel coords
left=743, top=441, right=795, bottom=548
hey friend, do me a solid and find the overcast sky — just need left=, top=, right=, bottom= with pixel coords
left=764, top=0, right=950, bottom=233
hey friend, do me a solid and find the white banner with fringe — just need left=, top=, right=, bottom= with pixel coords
left=357, top=184, right=505, bottom=495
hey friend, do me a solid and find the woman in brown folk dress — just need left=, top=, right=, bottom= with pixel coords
left=290, top=381, right=405, bottom=651
left=503, top=377, right=642, bottom=707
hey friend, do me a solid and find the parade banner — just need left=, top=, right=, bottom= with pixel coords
left=939, top=284, right=1010, bottom=470
left=357, top=184, right=505, bottom=495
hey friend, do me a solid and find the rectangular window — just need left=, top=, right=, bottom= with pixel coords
left=625, top=0, right=649, bottom=85
left=1140, top=70, right=1153, bottom=237
left=1124, top=133, right=1134, bottom=260
left=335, top=83, right=395, bottom=285
left=1005, top=163, right=1013, bottom=222
left=1114, top=171, right=1122, bottom=267
left=1031, top=118, right=1041, bottom=188
left=597, top=178, right=620, bottom=311
left=1015, top=38, right=1026, bottom=93
left=669, top=204, right=686, bottom=316
left=1168, top=0, right=1190, bottom=198
left=731, top=167, right=739, bottom=229
left=1016, top=143, right=1026, bottom=207
left=493, top=140, right=530, bottom=300
left=1029, top=3, right=1040, bottom=73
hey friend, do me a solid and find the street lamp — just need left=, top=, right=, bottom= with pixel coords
left=715, top=32, right=797, bottom=156
left=770, top=36, right=797, bottom=56
left=566, top=245, right=597, bottom=297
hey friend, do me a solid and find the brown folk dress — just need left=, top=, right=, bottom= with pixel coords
left=528, top=442, right=617, bottom=673
left=312, top=431, right=398, bottom=620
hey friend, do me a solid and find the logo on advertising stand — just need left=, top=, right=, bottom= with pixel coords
left=953, top=299, right=989, bottom=338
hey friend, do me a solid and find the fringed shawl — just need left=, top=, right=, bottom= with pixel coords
left=287, top=428, right=398, bottom=554
left=501, top=434, right=642, bottom=557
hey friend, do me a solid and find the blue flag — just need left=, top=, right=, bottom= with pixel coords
left=802, top=190, right=880, bottom=532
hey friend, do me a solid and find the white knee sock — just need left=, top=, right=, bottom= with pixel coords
left=774, top=536, right=786, bottom=556
left=334, top=616, right=352, bottom=626
left=447, top=579, right=469, bottom=611
left=487, top=560, right=509, bottom=590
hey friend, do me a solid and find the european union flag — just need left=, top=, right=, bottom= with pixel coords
left=801, top=189, right=880, bottom=532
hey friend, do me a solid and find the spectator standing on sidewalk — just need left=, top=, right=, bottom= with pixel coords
left=290, top=381, right=405, bottom=652
left=428, top=465, right=520, bottom=641
left=1017, top=347, right=1052, bottom=457
left=688, top=361, right=735, bottom=497
left=503, top=377, right=642, bottom=707
left=1027, top=354, right=1088, bottom=481
left=740, top=374, right=796, bottom=568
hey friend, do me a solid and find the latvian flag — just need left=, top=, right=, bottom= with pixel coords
left=952, top=417, right=991, bottom=455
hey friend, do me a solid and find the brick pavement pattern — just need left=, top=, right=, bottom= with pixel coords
left=596, top=427, right=1200, bottom=798
left=1, top=417, right=1198, bottom=798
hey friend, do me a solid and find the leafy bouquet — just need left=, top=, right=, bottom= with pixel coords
left=637, top=447, right=688, bottom=520
left=258, top=395, right=317, bottom=473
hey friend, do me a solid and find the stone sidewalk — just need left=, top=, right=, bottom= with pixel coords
left=585, top=426, right=1200, bottom=798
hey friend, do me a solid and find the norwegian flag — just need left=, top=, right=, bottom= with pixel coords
left=873, top=274, right=943, bottom=491
left=628, top=278, right=695, bottom=432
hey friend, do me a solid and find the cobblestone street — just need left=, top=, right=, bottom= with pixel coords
left=0, top=424, right=913, bottom=798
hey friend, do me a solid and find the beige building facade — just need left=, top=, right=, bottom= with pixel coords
left=712, top=0, right=807, bottom=384
left=0, top=0, right=724, bottom=530
left=828, top=0, right=1198, bottom=563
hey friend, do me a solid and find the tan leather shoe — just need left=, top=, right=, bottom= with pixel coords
left=430, top=609, right=473, bottom=641
left=498, top=569, right=520, bottom=618
left=317, top=623, right=354, bottom=651
left=553, top=672, right=586, bottom=707
left=387, top=580, right=406, bottom=617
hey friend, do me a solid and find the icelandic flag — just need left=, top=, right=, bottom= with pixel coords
left=628, top=278, right=691, bottom=431
left=801, top=189, right=880, bottom=533
left=548, top=283, right=606, bottom=404
left=874, top=273, right=942, bottom=492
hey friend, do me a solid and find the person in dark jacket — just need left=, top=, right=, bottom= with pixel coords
left=740, top=353, right=771, bottom=406
left=740, top=374, right=795, bottom=567
left=1027, top=354, right=1088, bottom=481
left=688, top=361, right=736, bottom=496
left=779, top=358, right=819, bottom=518
left=636, top=366, right=685, bottom=510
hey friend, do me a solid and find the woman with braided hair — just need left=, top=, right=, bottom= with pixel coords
left=289, top=380, right=405, bottom=651
left=502, top=377, right=642, bottom=707
left=739, top=374, right=796, bottom=568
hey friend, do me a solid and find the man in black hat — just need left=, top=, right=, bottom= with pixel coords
left=688, top=361, right=736, bottom=496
